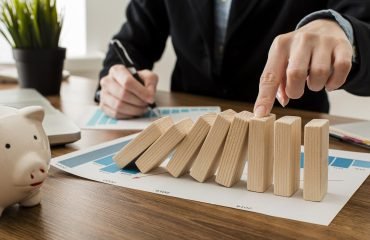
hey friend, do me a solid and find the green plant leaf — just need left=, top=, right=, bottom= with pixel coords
left=28, top=0, right=42, bottom=47
left=0, top=0, right=63, bottom=49
left=1, top=2, right=22, bottom=47
left=0, top=26, right=14, bottom=46
left=14, top=0, right=29, bottom=47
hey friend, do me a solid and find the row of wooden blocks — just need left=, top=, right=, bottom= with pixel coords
left=114, top=110, right=329, bottom=202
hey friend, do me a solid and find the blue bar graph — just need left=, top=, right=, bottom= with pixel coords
left=59, top=140, right=130, bottom=168
left=121, top=168, right=140, bottom=174
left=160, top=109, right=170, bottom=115
left=100, top=162, right=140, bottom=174
left=352, top=160, right=370, bottom=168
left=108, top=118, right=118, bottom=124
left=87, top=109, right=103, bottom=126
left=300, top=153, right=304, bottom=168
left=95, top=155, right=115, bottom=166
left=99, top=114, right=110, bottom=125
left=142, top=111, right=151, bottom=118
left=299, top=154, right=360, bottom=169
left=328, top=156, right=336, bottom=165
left=331, top=157, right=353, bottom=168
left=100, top=164, right=121, bottom=173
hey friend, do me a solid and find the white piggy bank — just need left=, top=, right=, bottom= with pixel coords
left=0, top=106, right=51, bottom=216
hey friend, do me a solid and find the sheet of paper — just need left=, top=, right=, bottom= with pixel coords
left=80, top=106, right=221, bottom=130
left=51, top=135, right=370, bottom=226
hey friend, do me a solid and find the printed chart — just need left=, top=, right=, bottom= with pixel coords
left=81, top=106, right=221, bottom=130
left=51, top=135, right=370, bottom=226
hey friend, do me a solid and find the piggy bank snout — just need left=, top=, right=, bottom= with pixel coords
left=29, top=162, right=47, bottom=183
left=13, top=153, right=49, bottom=187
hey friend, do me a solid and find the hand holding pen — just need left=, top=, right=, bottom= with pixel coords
left=98, top=39, right=160, bottom=119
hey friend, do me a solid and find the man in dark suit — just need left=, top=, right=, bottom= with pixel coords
left=96, top=0, right=370, bottom=119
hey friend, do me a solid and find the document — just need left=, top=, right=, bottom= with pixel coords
left=81, top=106, right=221, bottom=130
left=51, top=134, right=370, bottom=226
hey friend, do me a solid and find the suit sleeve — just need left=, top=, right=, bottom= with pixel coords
left=328, top=1, right=370, bottom=96
left=99, top=0, right=169, bottom=80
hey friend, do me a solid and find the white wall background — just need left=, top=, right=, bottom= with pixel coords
left=0, top=0, right=369, bottom=120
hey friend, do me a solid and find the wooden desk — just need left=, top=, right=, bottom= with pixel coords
left=0, top=77, right=369, bottom=240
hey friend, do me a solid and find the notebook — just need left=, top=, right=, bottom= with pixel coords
left=0, top=88, right=81, bottom=145
left=329, top=121, right=370, bottom=149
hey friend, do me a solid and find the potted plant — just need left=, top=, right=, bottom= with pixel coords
left=0, top=0, right=65, bottom=95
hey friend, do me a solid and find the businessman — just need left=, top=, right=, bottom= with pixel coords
left=96, top=0, right=370, bottom=119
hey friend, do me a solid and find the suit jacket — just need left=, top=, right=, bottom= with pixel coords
left=99, top=0, right=370, bottom=113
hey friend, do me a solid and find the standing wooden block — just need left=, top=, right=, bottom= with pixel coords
left=135, top=118, right=193, bottom=173
left=274, top=116, right=301, bottom=197
left=247, top=114, right=276, bottom=192
left=216, top=111, right=254, bottom=187
left=113, top=117, right=174, bottom=168
left=190, top=109, right=236, bottom=182
left=303, top=119, right=329, bottom=202
left=166, top=113, right=217, bottom=177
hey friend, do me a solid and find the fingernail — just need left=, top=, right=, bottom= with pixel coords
left=276, top=91, right=290, bottom=107
left=284, top=98, right=290, bottom=107
left=276, top=91, right=284, bottom=107
left=325, top=87, right=334, bottom=92
left=254, top=105, right=266, bottom=118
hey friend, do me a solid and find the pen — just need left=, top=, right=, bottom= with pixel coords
left=110, top=39, right=161, bottom=117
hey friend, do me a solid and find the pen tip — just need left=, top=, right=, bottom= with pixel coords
left=148, top=103, right=160, bottom=117
left=153, top=108, right=161, bottom=117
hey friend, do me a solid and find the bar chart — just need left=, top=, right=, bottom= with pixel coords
left=51, top=135, right=370, bottom=226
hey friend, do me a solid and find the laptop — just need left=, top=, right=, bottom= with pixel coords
left=0, top=88, right=81, bottom=145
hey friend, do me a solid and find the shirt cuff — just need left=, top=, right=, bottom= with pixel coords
left=296, top=9, right=356, bottom=61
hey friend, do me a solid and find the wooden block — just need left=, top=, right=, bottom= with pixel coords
left=135, top=118, right=193, bottom=173
left=216, top=111, right=254, bottom=187
left=113, top=117, right=174, bottom=168
left=303, top=119, right=329, bottom=202
left=166, top=113, right=217, bottom=177
left=274, top=116, right=301, bottom=197
left=189, top=109, right=236, bottom=182
left=247, top=114, right=276, bottom=192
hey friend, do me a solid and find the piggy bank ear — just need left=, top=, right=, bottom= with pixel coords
left=20, top=106, right=45, bottom=122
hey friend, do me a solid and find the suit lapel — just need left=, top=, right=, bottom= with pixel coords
left=226, top=0, right=259, bottom=43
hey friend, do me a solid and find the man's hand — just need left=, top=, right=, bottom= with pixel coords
left=99, top=64, right=158, bottom=119
left=254, top=19, right=353, bottom=117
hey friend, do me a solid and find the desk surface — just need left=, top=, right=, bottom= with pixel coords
left=0, top=77, right=369, bottom=240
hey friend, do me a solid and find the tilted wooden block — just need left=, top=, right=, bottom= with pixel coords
left=274, top=116, right=301, bottom=197
left=216, top=111, right=254, bottom=187
left=113, top=116, right=174, bottom=168
left=190, top=109, right=236, bottom=182
left=135, top=118, right=193, bottom=173
left=303, top=119, right=329, bottom=202
left=247, top=114, right=276, bottom=192
left=166, top=113, right=217, bottom=177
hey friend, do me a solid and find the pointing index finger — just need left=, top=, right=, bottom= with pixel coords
left=254, top=36, right=289, bottom=117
